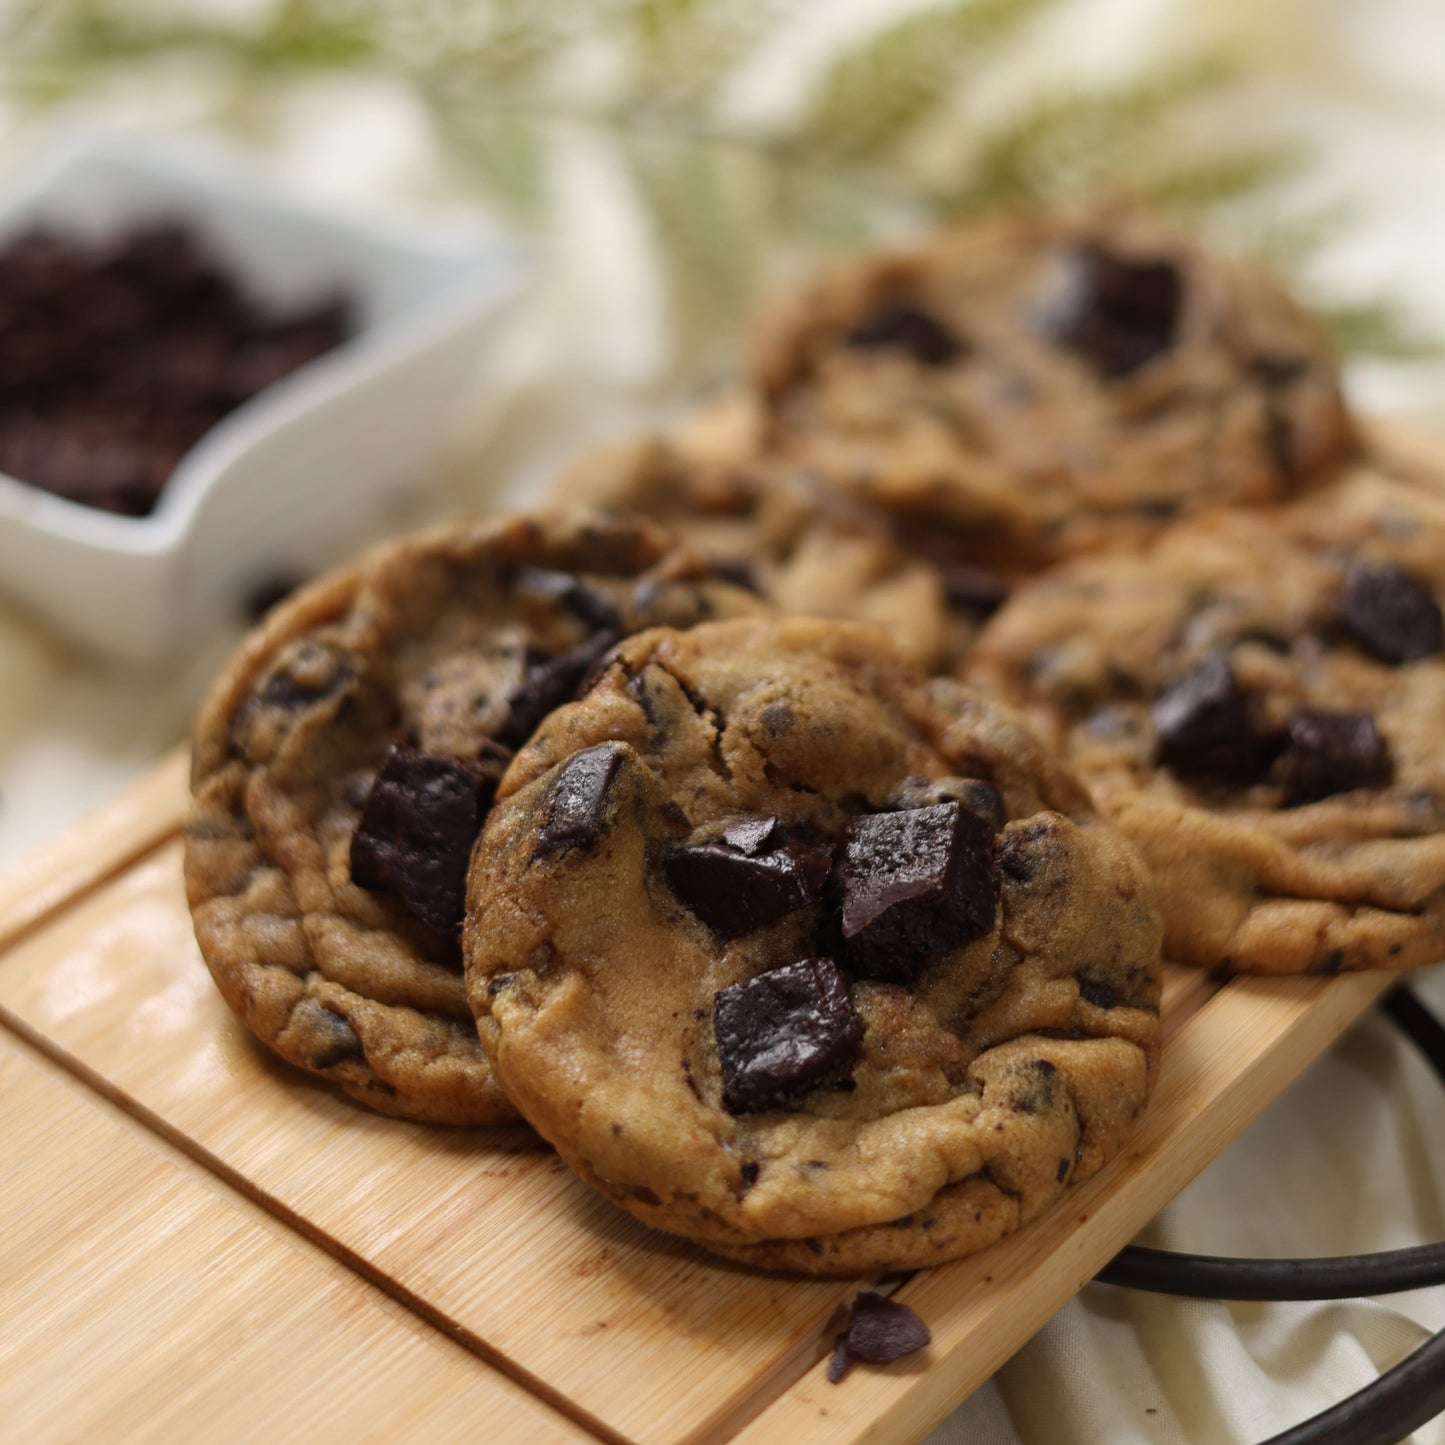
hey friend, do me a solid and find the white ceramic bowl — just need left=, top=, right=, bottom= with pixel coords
left=0, top=136, right=534, bottom=662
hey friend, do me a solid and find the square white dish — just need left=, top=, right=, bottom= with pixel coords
left=0, top=135, right=534, bottom=663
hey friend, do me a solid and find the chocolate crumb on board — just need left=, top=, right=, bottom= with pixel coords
left=827, top=1293, right=932, bottom=1384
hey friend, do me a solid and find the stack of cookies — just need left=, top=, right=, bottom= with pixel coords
left=185, top=201, right=1443, bottom=1279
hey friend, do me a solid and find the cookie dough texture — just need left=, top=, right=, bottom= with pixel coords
left=185, top=511, right=760, bottom=1124
left=749, top=205, right=1354, bottom=567
left=555, top=426, right=984, bottom=674
left=465, top=617, right=1163, bottom=1271
left=971, top=471, right=1445, bottom=974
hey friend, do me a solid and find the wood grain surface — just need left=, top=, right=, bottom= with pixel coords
left=4, top=437, right=1435, bottom=1443
left=0, top=1026, right=592, bottom=1444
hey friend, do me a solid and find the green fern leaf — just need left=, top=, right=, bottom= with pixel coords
left=945, top=55, right=1237, bottom=210
left=802, top=0, right=1053, bottom=161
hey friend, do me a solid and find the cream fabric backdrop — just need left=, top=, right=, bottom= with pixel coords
left=0, top=2, right=1441, bottom=1440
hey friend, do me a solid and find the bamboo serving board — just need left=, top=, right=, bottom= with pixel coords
left=3, top=433, right=1437, bottom=1444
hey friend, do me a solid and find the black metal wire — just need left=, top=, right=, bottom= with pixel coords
left=1093, top=983, right=1445, bottom=1445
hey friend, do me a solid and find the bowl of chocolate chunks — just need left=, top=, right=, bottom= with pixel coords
left=0, top=135, right=532, bottom=662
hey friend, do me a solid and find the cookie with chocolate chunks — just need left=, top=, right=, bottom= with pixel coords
left=185, top=511, right=763, bottom=1123
left=970, top=470, right=1445, bottom=974
left=748, top=203, right=1354, bottom=570
left=465, top=617, right=1162, bottom=1272
left=553, top=422, right=985, bottom=675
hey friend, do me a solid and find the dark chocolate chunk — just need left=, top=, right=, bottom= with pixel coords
left=496, top=628, right=622, bottom=749
left=665, top=825, right=833, bottom=940
left=722, top=815, right=779, bottom=855
left=707, top=559, right=764, bottom=596
left=535, top=742, right=628, bottom=858
left=1076, top=973, right=1124, bottom=1010
left=0, top=223, right=348, bottom=516
left=1275, top=708, right=1394, bottom=807
left=254, top=641, right=352, bottom=712
left=937, top=561, right=1011, bottom=617
left=299, top=1001, right=366, bottom=1070
left=1046, top=244, right=1183, bottom=378
left=826, top=1293, right=931, bottom=1384
left=887, top=776, right=1006, bottom=832
left=1152, top=653, right=1273, bottom=784
left=845, top=302, right=966, bottom=367
left=349, top=746, right=497, bottom=942
left=509, top=565, right=622, bottom=632
left=1336, top=562, right=1443, bottom=664
left=713, top=957, right=863, bottom=1114
left=840, top=802, right=997, bottom=983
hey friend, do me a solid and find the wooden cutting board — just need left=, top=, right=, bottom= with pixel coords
left=3, top=437, right=1435, bottom=1444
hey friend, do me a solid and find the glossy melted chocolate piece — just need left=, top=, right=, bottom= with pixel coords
left=534, top=741, right=628, bottom=858
left=713, top=957, right=863, bottom=1115
left=1152, top=653, right=1272, bottom=784
left=845, top=301, right=966, bottom=367
left=1337, top=562, right=1444, bottom=665
left=350, top=746, right=498, bottom=943
left=826, top=1293, right=932, bottom=1384
left=1047, top=244, right=1183, bottom=379
left=666, top=819, right=833, bottom=940
left=1276, top=708, right=1394, bottom=806
left=839, top=801, right=997, bottom=983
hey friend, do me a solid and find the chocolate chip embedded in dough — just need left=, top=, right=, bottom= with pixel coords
left=712, top=957, right=863, bottom=1115
left=349, top=746, right=497, bottom=941
left=665, top=826, right=833, bottom=940
left=496, top=629, right=623, bottom=749
left=845, top=302, right=967, bottom=367
left=937, top=561, right=1011, bottom=617
left=534, top=742, right=629, bottom=858
left=1337, top=562, right=1444, bottom=665
left=1046, top=245, right=1183, bottom=379
left=1275, top=708, right=1394, bottom=807
left=299, top=1002, right=366, bottom=1070
left=840, top=802, right=997, bottom=983
left=509, top=564, right=622, bottom=633
left=826, top=1292, right=931, bottom=1384
left=1152, top=653, right=1272, bottom=784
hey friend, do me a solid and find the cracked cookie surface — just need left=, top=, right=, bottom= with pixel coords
left=555, top=420, right=1003, bottom=673
left=749, top=205, right=1354, bottom=569
left=970, top=470, right=1445, bottom=974
left=464, top=617, right=1162, bottom=1271
left=185, top=511, right=762, bottom=1123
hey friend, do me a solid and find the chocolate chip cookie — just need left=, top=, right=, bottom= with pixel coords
left=555, top=427, right=1002, bottom=673
left=749, top=204, right=1354, bottom=568
left=185, top=511, right=762, bottom=1123
left=971, top=471, right=1445, bottom=974
left=464, top=617, right=1163, bottom=1271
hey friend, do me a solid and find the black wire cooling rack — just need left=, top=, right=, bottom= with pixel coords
left=1094, top=984, right=1445, bottom=1445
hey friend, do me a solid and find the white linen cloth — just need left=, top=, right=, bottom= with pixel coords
left=0, top=2, right=1441, bottom=1439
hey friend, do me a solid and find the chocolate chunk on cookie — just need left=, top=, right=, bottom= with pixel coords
left=1152, top=654, right=1274, bottom=785
left=466, top=617, right=1162, bottom=1272
left=535, top=743, right=629, bottom=858
left=713, top=957, right=863, bottom=1114
left=350, top=746, right=498, bottom=946
left=1275, top=709, right=1393, bottom=807
left=840, top=802, right=996, bottom=982
left=970, top=471, right=1445, bottom=974
left=749, top=204, right=1354, bottom=569
left=185, top=510, right=763, bottom=1123
left=1337, top=562, right=1443, bottom=664
left=1045, top=244, right=1183, bottom=378
left=666, top=824, right=832, bottom=939
left=845, top=302, right=967, bottom=366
